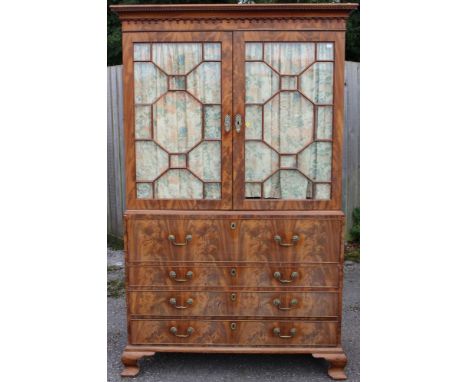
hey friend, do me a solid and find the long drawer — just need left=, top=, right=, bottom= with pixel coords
left=129, top=319, right=338, bottom=346
left=126, top=217, right=342, bottom=263
left=127, top=263, right=339, bottom=288
left=128, top=290, right=339, bottom=318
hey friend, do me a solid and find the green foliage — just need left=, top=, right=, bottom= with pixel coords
left=107, top=278, right=125, bottom=298
left=107, top=233, right=124, bottom=250
left=349, top=207, right=360, bottom=243
left=107, top=0, right=360, bottom=66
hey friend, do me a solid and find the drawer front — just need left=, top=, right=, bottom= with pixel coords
left=130, top=319, right=338, bottom=346
left=127, top=218, right=233, bottom=262
left=128, top=264, right=340, bottom=288
left=127, top=217, right=342, bottom=263
left=237, top=219, right=342, bottom=263
left=128, top=291, right=338, bottom=317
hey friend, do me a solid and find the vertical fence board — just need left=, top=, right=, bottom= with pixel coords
left=343, top=61, right=360, bottom=235
left=108, top=65, right=124, bottom=238
left=107, top=62, right=360, bottom=238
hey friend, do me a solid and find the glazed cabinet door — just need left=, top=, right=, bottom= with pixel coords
left=123, top=32, right=232, bottom=209
left=233, top=31, right=344, bottom=210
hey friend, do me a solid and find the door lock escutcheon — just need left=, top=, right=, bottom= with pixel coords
left=235, top=114, right=242, bottom=133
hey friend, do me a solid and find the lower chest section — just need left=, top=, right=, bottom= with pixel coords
left=125, top=211, right=344, bottom=348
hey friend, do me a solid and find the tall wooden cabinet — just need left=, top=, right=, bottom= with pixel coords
left=112, top=3, right=357, bottom=380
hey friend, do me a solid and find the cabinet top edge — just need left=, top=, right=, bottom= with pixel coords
left=125, top=210, right=345, bottom=218
left=110, top=4, right=358, bottom=15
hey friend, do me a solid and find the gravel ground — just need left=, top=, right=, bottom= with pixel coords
left=107, top=248, right=360, bottom=382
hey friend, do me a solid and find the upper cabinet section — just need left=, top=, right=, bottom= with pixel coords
left=112, top=5, right=357, bottom=211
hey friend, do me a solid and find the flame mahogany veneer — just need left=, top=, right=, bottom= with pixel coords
left=112, top=3, right=357, bottom=380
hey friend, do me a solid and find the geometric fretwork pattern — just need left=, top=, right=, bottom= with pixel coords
left=244, top=42, right=334, bottom=200
left=133, top=42, right=222, bottom=200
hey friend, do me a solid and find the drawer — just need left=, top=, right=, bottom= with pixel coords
left=128, top=291, right=338, bottom=318
left=127, top=218, right=233, bottom=262
left=237, top=219, right=342, bottom=263
left=127, top=217, right=342, bottom=263
left=128, top=263, right=339, bottom=288
left=130, top=319, right=338, bottom=346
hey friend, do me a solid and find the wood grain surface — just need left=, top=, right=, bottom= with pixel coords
left=127, top=263, right=340, bottom=289
left=129, top=319, right=338, bottom=347
left=128, top=290, right=339, bottom=318
left=127, top=216, right=342, bottom=263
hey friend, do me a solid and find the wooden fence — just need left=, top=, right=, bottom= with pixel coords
left=107, top=62, right=360, bottom=238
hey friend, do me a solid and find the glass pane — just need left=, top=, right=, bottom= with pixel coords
left=316, top=106, right=333, bottom=140
left=187, top=62, right=221, bottom=104
left=204, top=183, right=221, bottom=200
left=170, top=154, right=186, bottom=168
left=245, top=105, right=262, bottom=140
left=317, top=43, right=334, bottom=61
left=154, top=92, right=202, bottom=153
left=134, top=63, right=167, bottom=104
left=135, top=105, right=152, bottom=139
left=246, top=43, right=262, bottom=60
left=243, top=40, right=334, bottom=201
left=155, top=169, right=203, bottom=199
left=264, top=43, right=314, bottom=75
left=134, top=42, right=222, bottom=201
left=245, top=62, right=279, bottom=104
left=245, top=141, right=278, bottom=182
left=245, top=183, right=262, bottom=198
left=315, top=183, right=331, bottom=200
left=298, top=142, right=332, bottom=182
left=188, top=141, right=221, bottom=182
left=280, top=155, right=296, bottom=168
left=281, top=76, right=297, bottom=90
left=136, top=183, right=153, bottom=199
left=204, top=43, right=221, bottom=60
left=134, top=43, right=151, bottom=61
left=204, top=105, right=221, bottom=139
left=264, top=92, right=313, bottom=153
left=152, top=43, right=202, bottom=74
left=263, top=170, right=309, bottom=199
left=135, top=141, right=168, bottom=181
left=169, top=76, right=186, bottom=90
left=300, top=62, right=334, bottom=104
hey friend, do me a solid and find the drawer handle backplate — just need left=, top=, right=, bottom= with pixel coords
left=273, top=298, right=298, bottom=310
left=273, top=327, right=297, bottom=338
left=273, top=271, right=299, bottom=283
left=170, top=326, right=194, bottom=338
left=168, top=234, right=192, bottom=246
left=169, top=270, right=193, bottom=282
left=169, top=297, right=193, bottom=309
left=274, top=235, right=299, bottom=247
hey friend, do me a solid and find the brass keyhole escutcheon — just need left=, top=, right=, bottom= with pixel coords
left=230, top=293, right=237, bottom=301
left=230, top=268, right=237, bottom=277
left=230, top=222, right=236, bottom=229
left=230, top=322, right=237, bottom=330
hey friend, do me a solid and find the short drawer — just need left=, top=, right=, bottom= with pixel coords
left=237, top=219, right=342, bottom=263
left=128, top=290, right=339, bottom=318
left=130, top=319, right=338, bottom=346
left=128, top=263, right=339, bottom=288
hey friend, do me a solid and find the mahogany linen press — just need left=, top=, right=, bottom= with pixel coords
left=111, top=3, right=357, bottom=379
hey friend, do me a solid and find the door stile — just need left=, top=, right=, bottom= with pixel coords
left=232, top=32, right=246, bottom=210
left=220, top=32, right=234, bottom=210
